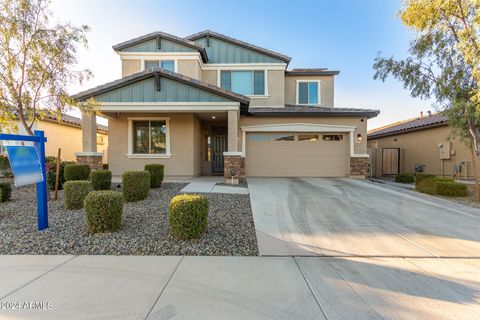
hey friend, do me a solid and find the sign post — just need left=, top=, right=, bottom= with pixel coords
left=0, top=130, right=48, bottom=230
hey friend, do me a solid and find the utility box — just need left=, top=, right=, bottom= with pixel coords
left=439, top=141, right=451, bottom=160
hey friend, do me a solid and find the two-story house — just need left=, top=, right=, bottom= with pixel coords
left=72, top=30, right=379, bottom=181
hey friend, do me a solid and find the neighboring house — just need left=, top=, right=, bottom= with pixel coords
left=368, top=112, right=476, bottom=178
left=72, top=30, right=379, bottom=181
left=0, top=114, right=108, bottom=162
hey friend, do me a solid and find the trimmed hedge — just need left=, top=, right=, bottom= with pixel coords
left=415, top=173, right=436, bottom=184
left=0, top=182, right=12, bottom=202
left=64, top=180, right=91, bottom=209
left=122, top=171, right=150, bottom=202
left=46, top=160, right=75, bottom=191
left=64, top=164, right=91, bottom=181
left=90, top=170, right=112, bottom=191
left=84, top=191, right=124, bottom=233
left=169, top=194, right=209, bottom=239
left=0, top=187, right=2, bottom=203
left=416, top=176, right=468, bottom=197
left=395, top=173, right=414, bottom=184
left=436, top=181, right=468, bottom=197
left=145, top=164, right=164, bottom=188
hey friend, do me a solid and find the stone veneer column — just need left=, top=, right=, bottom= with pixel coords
left=223, top=152, right=244, bottom=184
left=76, top=111, right=102, bottom=171
left=349, top=157, right=369, bottom=178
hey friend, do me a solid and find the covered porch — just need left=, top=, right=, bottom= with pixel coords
left=72, top=68, right=249, bottom=183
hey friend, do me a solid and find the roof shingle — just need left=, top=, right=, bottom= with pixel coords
left=249, top=105, right=380, bottom=118
left=368, top=113, right=447, bottom=138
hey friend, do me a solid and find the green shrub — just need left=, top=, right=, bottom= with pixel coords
left=416, top=177, right=438, bottom=195
left=145, top=164, right=164, bottom=188
left=0, top=155, right=10, bottom=170
left=416, top=176, right=467, bottom=197
left=90, top=170, right=112, bottom=191
left=64, top=164, right=91, bottom=181
left=46, top=160, right=75, bottom=191
left=435, top=181, right=468, bottom=197
left=122, top=170, right=150, bottom=202
left=0, top=182, right=12, bottom=202
left=84, top=191, right=124, bottom=233
left=395, top=173, right=414, bottom=184
left=63, top=180, right=91, bottom=209
left=169, top=194, right=209, bottom=239
left=415, top=173, right=436, bottom=184
left=0, top=187, right=2, bottom=203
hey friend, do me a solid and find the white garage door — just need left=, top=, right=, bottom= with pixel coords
left=245, top=132, right=348, bottom=177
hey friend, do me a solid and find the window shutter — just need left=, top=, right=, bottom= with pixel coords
left=253, top=71, right=265, bottom=95
left=220, top=71, right=232, bottom=90
left=298, top=82, right=308, bottom=104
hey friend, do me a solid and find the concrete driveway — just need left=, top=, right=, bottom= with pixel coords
left=248, top=178, right=480, bottom=257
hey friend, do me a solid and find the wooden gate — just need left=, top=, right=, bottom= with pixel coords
left=382, top=148, right=400, bottom=175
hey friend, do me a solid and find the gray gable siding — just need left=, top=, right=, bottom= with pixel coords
left=120, top=38, right=197, bottom=53
left=193, top=37, right=284, bottom=64
left=96, top=77, right=234, bottom=103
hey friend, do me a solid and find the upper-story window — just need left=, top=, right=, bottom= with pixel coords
left=220, top=70, right=265, bottom=96
left=144, top=60, right=175, bottom=72
left=297, top=80, right=320, bottom=105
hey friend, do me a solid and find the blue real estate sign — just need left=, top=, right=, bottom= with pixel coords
left=5, top=146, right=44, bottom=186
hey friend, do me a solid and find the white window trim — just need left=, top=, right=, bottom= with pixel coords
left=217, top=69, right=269, bottom=98
left=296, top=80, right=321, bottom=105
left=140, top=59, right=178, bottom=73
left=127, top=117, right=171, bottom=159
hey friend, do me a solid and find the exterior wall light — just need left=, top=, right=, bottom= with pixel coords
left=356, top=134, right=363, bottom=144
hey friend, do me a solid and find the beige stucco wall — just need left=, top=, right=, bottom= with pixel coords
left=284, top=75, right=334, bottom=107
left=193, top=115, right=202, bottom=176
left=239, top=115, right=368, bottom=155
left=107, top=113, right=199, bottom=180
left=37, top=121, right=108, bottom=162
left=178, top=60, right=202, bottom=80
left=122, top=59, right=142, bottom=77
left=368, top=125, right=478, bottom=177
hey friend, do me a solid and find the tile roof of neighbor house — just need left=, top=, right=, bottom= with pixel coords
left=285, top=68, right=340, bottom=76
left=43, top=113, right=108, bottom=133
left=71, top=68, right=250, bottom=113
left=249, top=105, right=380, bottom=118
left=186, top=30, right=292, bottom=64
left=368, top=112, right=447, bottom=138
left=112, top=31, right=209, bottom=62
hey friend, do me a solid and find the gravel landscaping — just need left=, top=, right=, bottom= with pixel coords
left=436, top=184, right=480, bottom=208
left=0, top=182, right=258, bottom=255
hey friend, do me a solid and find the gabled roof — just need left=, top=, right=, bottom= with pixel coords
left=43, top=113, right=108, bottom=133
left=71, top=68, right=250, bottom=113
left=186, top=30, right=291, bottom=64
left=286, top=68, right=340, bottom=76
left=249, top=105, right=380, bottom=119
left=112, top=31, right=208, bottom=62
left=368, top=113, right=447, bottom=138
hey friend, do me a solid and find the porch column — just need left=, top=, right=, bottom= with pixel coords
left=224, top=109, right=243, bottom=184
left=227, top=109, right=239, bottom=152
left=75, top=111, right=103, bottom=170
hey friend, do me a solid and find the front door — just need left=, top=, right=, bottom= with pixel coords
left=212, top=128, right=228, bottom=173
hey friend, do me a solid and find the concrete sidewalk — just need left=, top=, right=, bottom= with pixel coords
left=0, top=255, right=479, bottom=319
left=180, top=176, right=249, bottom=194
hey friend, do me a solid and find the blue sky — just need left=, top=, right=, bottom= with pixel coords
left=51, top=0, right=433, bottom=129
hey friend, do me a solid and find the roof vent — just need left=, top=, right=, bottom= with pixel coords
left=420, top=111, right=424, bottom=117
left=427, top=111, right=432, bottom=117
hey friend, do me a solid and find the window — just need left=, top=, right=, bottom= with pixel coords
left=297, top=81, right=320, bottom=105
left=274, top=134, right=294, bottom=141
left=220, top=70, right=265, bottom=96
left=322, top=134, right=343, bottom=141
left=132, top=120, right=168, bottom=154
left=144, top=60, right=175, bottom=72
left=298, top=134, right=319, bottom=142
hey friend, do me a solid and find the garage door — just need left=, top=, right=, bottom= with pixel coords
left=245, top=132, right=348, bottom=177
